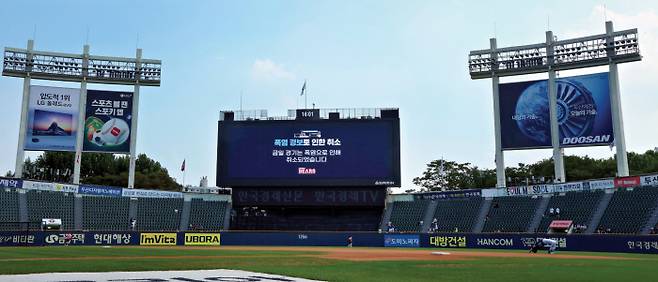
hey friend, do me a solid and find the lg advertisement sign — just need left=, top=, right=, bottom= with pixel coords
left=499, top=72, right=613, bottom=150
left=24, top=85, right=80, bottom=151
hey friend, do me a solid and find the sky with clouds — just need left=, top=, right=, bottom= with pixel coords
left=0, top=1, right=656, bottom=191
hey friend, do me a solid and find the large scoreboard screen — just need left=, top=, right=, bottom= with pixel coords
left=216, top=118, right=400, bottom=187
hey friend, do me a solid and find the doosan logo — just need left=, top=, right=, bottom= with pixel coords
left=562, top=135, right=611, bottom=145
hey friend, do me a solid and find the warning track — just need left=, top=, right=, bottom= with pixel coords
left=0, top=246, right=638, bottom=263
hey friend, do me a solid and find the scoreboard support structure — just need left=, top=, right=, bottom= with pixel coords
left=3, top=39, right=161, bottom=188
left=470, top=21, right=640, bottom=187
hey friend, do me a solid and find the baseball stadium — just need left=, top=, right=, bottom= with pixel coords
left=2, top=1, right=658, bottom=282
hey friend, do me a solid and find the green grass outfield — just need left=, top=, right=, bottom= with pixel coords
left=0, top=246, right=657, bottom=281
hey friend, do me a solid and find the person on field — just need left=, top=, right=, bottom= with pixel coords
left=63, top=233, right=73, bottom=246
left=530, top=238, right=558, bottom=254
left=347, top=236, right=353, bottom=247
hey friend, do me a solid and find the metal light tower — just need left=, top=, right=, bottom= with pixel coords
left=468, top=21, right=641, bottom=187
left=3, top=40, right=161, bottom=188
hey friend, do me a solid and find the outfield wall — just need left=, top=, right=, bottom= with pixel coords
left=1, top=231, right=657, bottom=254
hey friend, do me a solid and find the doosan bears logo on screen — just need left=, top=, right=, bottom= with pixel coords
left=298, top=167, right=316, bottom=175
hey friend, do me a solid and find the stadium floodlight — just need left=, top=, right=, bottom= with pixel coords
left=468, top=21, right=641, bottom=188
left=3, top=47, right=161, bottom=86
left=468, top=26, right=640, bottom=79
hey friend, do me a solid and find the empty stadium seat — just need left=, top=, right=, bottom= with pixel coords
left=597, top=187, right=658, bottom=234
left=136, top=197, right=183, bottom=231
left=536, top=190, right=603, bottom=233
left=82, top=196, right=131, bottom=231
left=188, top=199, right=228, bottom=231
left=26, top=190, right=75, bottom=230
left=388, top=200, right=429, bottom=232
left=430, top=197, right=483, bottom=232
left=0, top=189, right=20, bottom=231
left=483, top=196, right=541, bottom=233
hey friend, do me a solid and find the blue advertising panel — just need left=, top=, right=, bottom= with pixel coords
left=384, top=234, right=420, bottom=248
left=217, top=119, right=400, bottom=187
left=25, top=85, right=80, bottom=151
left=220, top=232, right=384, bottom=247
left=0, top=177, right=22, bottom=188
left=413, top=189, right=481, bottom=201
left=83, top=90, right=133, bottom=153
left=499, top=72, right=613, bottom=149
left=0, top=232, right=40, bottom=246
left=421, top=233, right=658, bottom=254
left=78, top=184, right=123, bottom=197
left=87, top=232, right=138, bottom=245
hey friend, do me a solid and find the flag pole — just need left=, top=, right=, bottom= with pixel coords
left=305, top=80, right=308, bottom=109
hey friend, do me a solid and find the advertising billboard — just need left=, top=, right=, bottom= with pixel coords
left=24, top=85, right=80, bottom=151
left=83, top=90, right=133, bottom=153
left=384, top=234, right=420, bottom=248
left=184, top=233, right=221, bottom=246
left=217, top=119, right=400, bottom=187
left=499, top=72, right=613, bottom=150
left=140, top=233, right=177, bottom=245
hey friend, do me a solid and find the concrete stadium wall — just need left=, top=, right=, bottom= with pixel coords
left=1, top=231, right=657, bottom=254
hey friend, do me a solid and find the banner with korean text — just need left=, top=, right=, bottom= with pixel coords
left=83, top=90, right=133, bottom=153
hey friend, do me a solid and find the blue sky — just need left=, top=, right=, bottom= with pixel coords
left=1, top=1, right=657, bottom=190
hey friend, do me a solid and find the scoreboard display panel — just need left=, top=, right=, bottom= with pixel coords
left=216, top=118, right=400, bottom=187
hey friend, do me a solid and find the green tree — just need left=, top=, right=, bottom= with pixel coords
left=415, top=149, right=658, bottom=190
left=22, top=152, right=181, bottom=191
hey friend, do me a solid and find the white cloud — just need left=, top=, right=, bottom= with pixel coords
left=251, top=59, right=296, bottom=81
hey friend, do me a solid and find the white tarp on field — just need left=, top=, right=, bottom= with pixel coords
left=0, top=269, right=323, bottom=282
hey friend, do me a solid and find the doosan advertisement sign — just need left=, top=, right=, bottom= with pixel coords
left=499, top=72, right=613, bottom=150
left=84, top=90, right=133, bottom=153
left=25, top=85, right=80, bottom=151
left=641, top=174, right=658, bottom=187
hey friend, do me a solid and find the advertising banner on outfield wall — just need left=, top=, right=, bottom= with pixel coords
left=83, top=90, right=133, bottom=153
left=0, top=232, right=38, bottom=246
left=384, top=234, right=420, bottom=248
left=122, top=188, right=183, bottom=198
left=414, top=189, right=481, bottom=200
left=589, top=179, right=615, bottom=190
left=140, top=233, right=177, bottom=245
left=25, top=85, right=80, bottom=151
left=22, top=181, right=78, bottom=193
left=421, top=233, right=658, bottom=254
left=44, top=233, right=86, bottom=245
left=614, top=176, right=641, bottom=188
left=90, top=232, right=137, bottom=245
left=499, top=72, right=613, bottom=150
left=184, top=233, right=221, bottom=246
left=641, top=174, right=658, bottom=187
left=0, top=177, right=22, bottom=188
left=78, top=184, right=123, bottom=197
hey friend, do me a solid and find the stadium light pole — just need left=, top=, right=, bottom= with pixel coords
left=468, top=21, right=640, bottom=185
left=73, top=44, right=89, bottom=184
left=546, top=31, right=566, bottom=183
left=606, top=21, right=629, bottom=177
left=3, top=41, right=161, bottom=186
left=13, top=39, right=33, bottom=178
left=128, top=48, right=142, bottom=188
left=490, top=38, right=506, bottom=188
